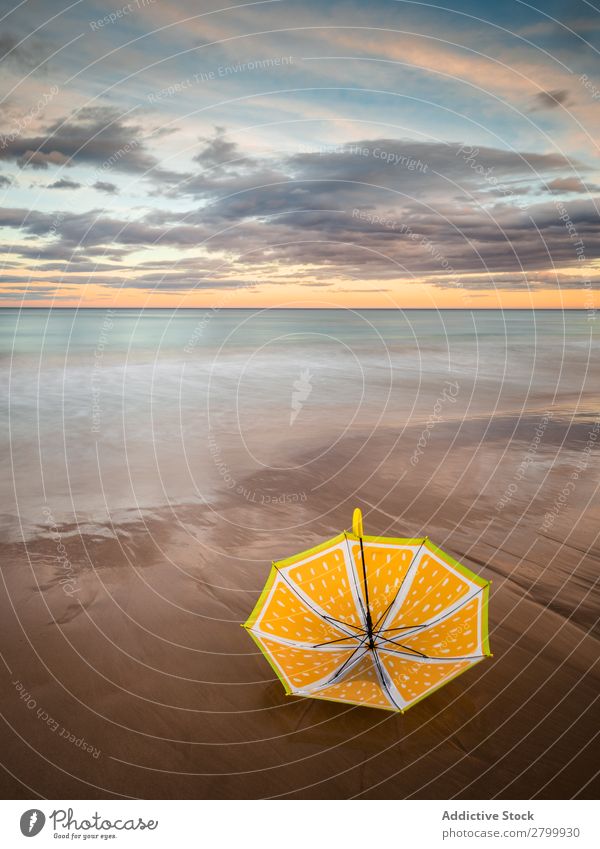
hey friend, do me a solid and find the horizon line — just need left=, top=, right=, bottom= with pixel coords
left=0, top=306, right=592, bottom=311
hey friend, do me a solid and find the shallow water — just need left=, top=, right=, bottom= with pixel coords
left=1, top=309, right=597, bottom=539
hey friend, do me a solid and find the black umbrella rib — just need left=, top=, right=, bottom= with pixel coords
left=372, top=645, right=430, bottom=661
left=372, top=540, right=426, bottom=632
left=327, top=639, right=369, bottom=683
left=372, top=648, right=403, bottom=711
left=378, top=585, right=485, bottom=637
left=358, top=535, right=374, bottom=639
left=343, top=533, right=369, bottom=630
left=375, top=634, right=429, bottom=658
left=377, top=646, right=487, bottom=663
left=379, top=624, right=427, bottom=635
left=372, top=597, right=398, bottom=634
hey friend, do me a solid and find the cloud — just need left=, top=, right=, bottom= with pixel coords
left=531, top=89, right=572, bottom=111
left=0, top=284, right=80, bottom=300
left=336, top=287, right=391, bottom=293
left=0, top=106, right=180, bottom=180
left=544, top=177, right=597, bottom=194
left=2, top=132, right=599, bottom=294
left=0, top=33, right=51, bottom=71
left=182, top=134, right=580, bottom=199
left=432, top=271, right=600, bottom=291
left=119, top=276, right=258, bottom=291
left=18, top=151, right=70, bottom=170
left=169, top=136, right=583, bottom=255
left=0, top=207, right=53, bottom=233
left=47, top=178, right=81, bottom=190
left=93, top=181, right=119, bottom=194
left=0, top=175, right=11, bottom=187
left=193, top=126, right=252, bottom=169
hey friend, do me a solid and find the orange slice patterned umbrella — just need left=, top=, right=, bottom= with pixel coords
left=243, top=509, right=491, bottom=712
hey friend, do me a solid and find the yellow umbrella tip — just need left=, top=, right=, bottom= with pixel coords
left=352, top=507, right=364, bottom=537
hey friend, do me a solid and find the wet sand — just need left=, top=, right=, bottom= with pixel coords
left=1, top=411, right=598, bottom=799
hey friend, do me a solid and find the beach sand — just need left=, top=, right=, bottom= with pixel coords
left=1, top=410, right=598, bottom=799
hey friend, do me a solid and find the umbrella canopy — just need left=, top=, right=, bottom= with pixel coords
left=243, top=509, right=491, bottom=712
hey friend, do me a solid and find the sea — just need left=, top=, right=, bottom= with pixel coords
left=1, top=308, right=597, bottom=540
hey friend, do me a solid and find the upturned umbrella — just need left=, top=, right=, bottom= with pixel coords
left=243, top=509, right=491, bottom=712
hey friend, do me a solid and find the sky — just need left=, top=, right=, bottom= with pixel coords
left=1, top=0, right=599, bottom=308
